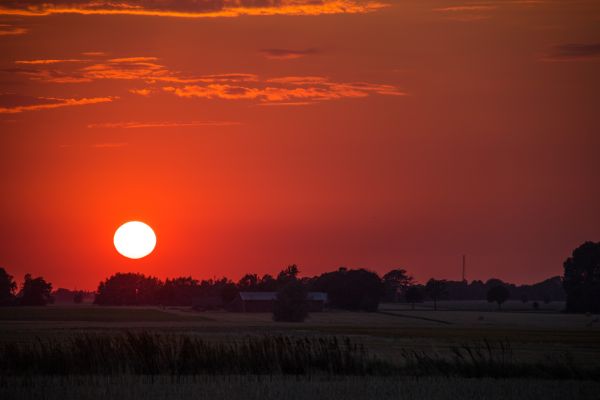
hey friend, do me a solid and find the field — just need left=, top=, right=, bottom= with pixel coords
left=1, top=303, right=599, bottom=399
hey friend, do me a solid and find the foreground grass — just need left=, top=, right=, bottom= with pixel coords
left=1, top=332, right=598, bottom=379
left=0, top=375, right=598, bottom=400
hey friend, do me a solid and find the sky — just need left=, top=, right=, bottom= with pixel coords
left=0, top=0, right=599, bottom=290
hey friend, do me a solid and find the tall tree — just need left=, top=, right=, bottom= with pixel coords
left=382, top=269, right=414, bottom=302
left=405, top=286, right=424, bottom=310
left=258, top=274, right=278, bottom=291
left=159, top=277, right=200, bottom=306
left=0, top=268, right=17, bottom=306
left=237, top=274, right=260, bottom=291
left=425, top=279, right=447, bottom=311
left=563, top=241, right=600, bottom=313
left=19, top=274, right=53, bottom=306
left=94, top=273, right=162, bottom=305
left=273, top=279, right=309, bottom=322
left=277, top=264, right=300, bottom=285
left=311, top=268, right=382, bottom=312
left=487, top=285, right=509, bottom=310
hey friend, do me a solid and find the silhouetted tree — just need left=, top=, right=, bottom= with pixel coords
left=425, top=279, right=447, bottom=311
left=94, top=273, right=162, bottom=305
left=158, top=277, right=200, bottom=306
left=19, top=274, right=53, bottom=306
left=0, top=268, right=17, bottom=306
left=237, top=274, right=260, bottom=291
left=258, top=274, right=278, bottom=291
left=382, top=269, right=414, bottom=302
left=273, top=279, right=308, bottom=322
left=405, top=285, right=424, bottom=310
left=214, top=278, right=239, bottom=304
left=277, top=264, right=300, bottom=285
left=487, top=285, right=509, bottom=310
left=312, top=268, right=382, bottom=312
left=563, top=241, right=600, bottom=313
left=73, top=291, right=84, bottom=304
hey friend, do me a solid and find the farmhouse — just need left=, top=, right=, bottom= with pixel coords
left=229, top=292, right=328, bottom=312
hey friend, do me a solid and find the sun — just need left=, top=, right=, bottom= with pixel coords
left=113, top=221, right=156, bottom=259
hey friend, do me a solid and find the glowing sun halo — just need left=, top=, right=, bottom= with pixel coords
left=114, top=221, right=156, bottom=259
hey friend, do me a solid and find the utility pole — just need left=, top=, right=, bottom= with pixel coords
left=462, top=254, right=466, bottom=283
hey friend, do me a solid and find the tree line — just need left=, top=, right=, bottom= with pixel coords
left=0, top=241, right=598, bottom=314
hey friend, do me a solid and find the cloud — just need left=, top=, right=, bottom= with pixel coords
left=259, top=48, right=319, bottom=60
left=108, top=57, right=159, bottom=63
left=129, top=88, right=152, bottom=96
left=0, top=94, right=114, bottom=113
left=8, top=56, right=256, bottom=85
left=0, top=0, right=388, bottom=18
left=433, top=5, right=497, bottom=12
left=87, top=121, right=240, bottom=129
left=15, top=59, right=86, bottom=65
left=257, top=101, right=315, bottom=106
left=5, top=67, right=93, bottom=83
left=542, top=43, right=600, bottom=62
left=163, top=77, right=405, bottom=105
left=34, top=57, right=259, bottom=84
left=433, top=4, right=496, bottom=21
left=432, top=1, right=545, bottom=21
left=5, top=54, right=403, bottom=107
left=81, top=51, right=106, bottom=57
left=0, top=24, right=27, bottom=36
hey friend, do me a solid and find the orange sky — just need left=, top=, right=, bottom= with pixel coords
left=1, top=0, right=599, bottom=290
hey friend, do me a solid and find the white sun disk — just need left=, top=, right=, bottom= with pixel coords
left=114, top=221, right=156, bottom=259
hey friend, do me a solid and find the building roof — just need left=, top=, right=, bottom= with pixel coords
left=238, top=292, right=328, bottom=302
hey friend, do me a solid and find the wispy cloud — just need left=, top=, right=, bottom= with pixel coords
left=87, top=121, right=240, bottom=129
left=5, top=55, right=403, bottom=107
left=0, top=23, right=27, bottom=36
left=129, top=88, right=152, bottom=96
left=433, top=1, right=545, bottom=21
left=163, top=77, right=405, bottom=105
left=542, top=43, right=600, bottom=62
left=7, top=56, right=257, bottom=85
left=81, top=51, right=106, bottom=57
left=433, top=4, right=496, bottom=21
left=15, top=59, right=86, bottom=65
left=259, top=48, right=319, bottom=60
left=0, top=0, right=388, bottom=18
left=4, top=67, right=93, bottom=83
left=433, top=5, right=497, bottom=12
left=0, top=94, right=115, bottom=114
left=256, top=101, right=315, bottom=106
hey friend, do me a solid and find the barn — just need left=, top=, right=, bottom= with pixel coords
left=228, top=292, right=328, bottom=312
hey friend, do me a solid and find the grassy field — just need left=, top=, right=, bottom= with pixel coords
left=0, top=304, right=598, bottom=399
left=0, top=306, right=211, bottom=322
left=382, top=300, right=566, bottom=312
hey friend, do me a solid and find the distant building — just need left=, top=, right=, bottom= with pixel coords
left=228, top=292, right=328, bottom=312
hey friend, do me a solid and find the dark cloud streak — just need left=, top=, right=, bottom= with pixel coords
left=543, top=43, right=600, bottom=61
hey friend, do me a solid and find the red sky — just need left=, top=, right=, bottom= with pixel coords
left=0, top=0, right=599, bottom=290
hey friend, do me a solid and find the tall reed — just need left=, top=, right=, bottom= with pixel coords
left=0, top=333, right=596, bottom=379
